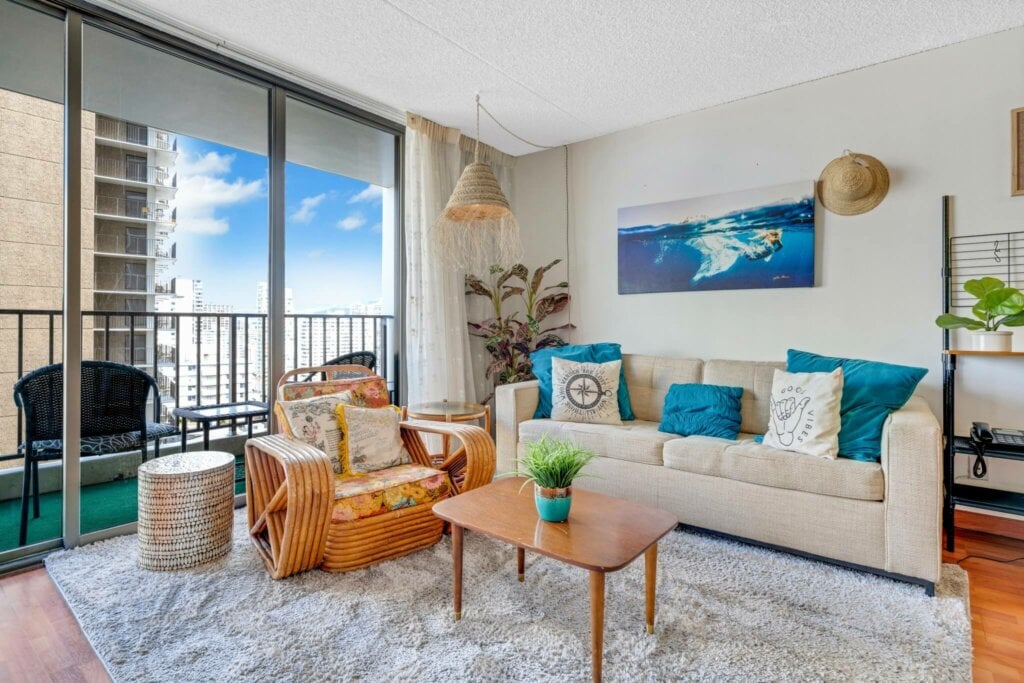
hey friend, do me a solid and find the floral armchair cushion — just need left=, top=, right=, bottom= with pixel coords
left=332, top=464, right=451, bottom=522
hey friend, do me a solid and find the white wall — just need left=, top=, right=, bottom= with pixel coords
left=513, top=27, right=1024, bottom=496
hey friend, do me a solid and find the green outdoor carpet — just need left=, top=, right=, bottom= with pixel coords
left=0, top=457, right=245, bottom=553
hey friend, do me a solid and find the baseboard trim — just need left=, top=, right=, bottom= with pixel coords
left=676, top=523, right=936, bottom=597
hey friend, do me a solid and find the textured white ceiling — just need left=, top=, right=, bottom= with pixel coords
left=105, top=0, right=1024, bottom=155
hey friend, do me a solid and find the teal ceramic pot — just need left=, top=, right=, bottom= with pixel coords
left=535, top=485, right=572, bottom=522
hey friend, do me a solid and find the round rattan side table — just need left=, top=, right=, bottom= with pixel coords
left=137, top=451, right=235, bottom=571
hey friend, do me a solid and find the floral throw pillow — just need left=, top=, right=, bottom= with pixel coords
left=278, top=394, right=348, bottom=474
left=335, top=404, right=411, bottom=474
left=550, top=357, right=622, bottom=426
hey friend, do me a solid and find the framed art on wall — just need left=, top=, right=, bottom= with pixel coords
left=617, top=181, right=815, bottom=294
left=1014, top=107, right=1024, bottom=196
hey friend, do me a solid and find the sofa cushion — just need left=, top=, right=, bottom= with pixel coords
left=662, top=438, right=884, bottom=501
left=623, top=354, right=704, bottom=423
left=518, top=419, right=675, bottom=466
left=331, top=464, right=451, bottom=522
left=702, top=359, right=785, bottom=435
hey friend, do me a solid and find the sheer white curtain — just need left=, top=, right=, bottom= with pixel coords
left=404, top=114, right=516, bottom=407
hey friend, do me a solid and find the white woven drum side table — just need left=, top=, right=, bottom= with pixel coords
left=137, top=451, right=235, bottom=571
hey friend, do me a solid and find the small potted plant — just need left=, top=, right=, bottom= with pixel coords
left=516, top=436, right=595, bottom=523
left=936, top=277, right=1024, bottom=352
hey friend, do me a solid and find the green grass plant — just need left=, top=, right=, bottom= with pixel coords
left=516, top=436, right=595, bottom=490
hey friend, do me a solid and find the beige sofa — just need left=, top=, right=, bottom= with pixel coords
left=496, top=354, right=942, bottom=593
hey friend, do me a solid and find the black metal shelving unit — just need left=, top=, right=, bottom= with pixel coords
left=941, top=195, right=1024, bottom=551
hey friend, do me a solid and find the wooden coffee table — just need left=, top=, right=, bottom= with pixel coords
left=432, top=477, right=678, bottom=682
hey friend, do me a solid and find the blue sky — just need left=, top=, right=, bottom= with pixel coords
left=172, top=137, right=384, bottom=313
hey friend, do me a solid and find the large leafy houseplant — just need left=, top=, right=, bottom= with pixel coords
left=465, top=259, right=574, bottom=396
left=935, top=277, right=1024, bottom=331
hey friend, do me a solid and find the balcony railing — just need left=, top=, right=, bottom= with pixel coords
left=0, top=309, right=394, bottom=458
left=95, top=196, right=176, bottom=223
left=95, top=233, right=176, bottom=259
left=95, top=117, right=177, bottom=152
left=95, top=158, right=177, bottom=188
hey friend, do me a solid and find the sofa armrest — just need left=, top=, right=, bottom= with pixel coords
left=880, top=395, right=942, bottom=584
left=496, top=380, right=540, bottom=474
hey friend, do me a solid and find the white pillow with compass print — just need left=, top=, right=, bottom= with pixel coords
left=550, top=357, right=622, bottom=426
left=763, top=367, right=844, bottom=459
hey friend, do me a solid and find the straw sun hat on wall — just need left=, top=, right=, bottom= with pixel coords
left=817, top=150, right=890, bottom=215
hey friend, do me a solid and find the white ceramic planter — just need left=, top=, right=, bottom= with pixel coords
left=968, top=329, right=1013, bottom=352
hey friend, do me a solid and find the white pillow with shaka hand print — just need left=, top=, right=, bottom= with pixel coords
left=763, top=368, right=843, bottom=459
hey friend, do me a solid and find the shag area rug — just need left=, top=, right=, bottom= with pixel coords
left=46, top=510, right=971, bottom=682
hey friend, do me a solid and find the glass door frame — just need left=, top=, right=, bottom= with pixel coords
left=2, top=0, right=405, bottom=562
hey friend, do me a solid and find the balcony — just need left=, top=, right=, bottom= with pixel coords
left=95, top=270, right=152, bottom=293
left=95, top=196, right=176, bottom=224
left=0, top=308, right=394, bottom=551
left=95, top=116, right=178, bottom=153
left=95, top=158, right=177, bottom=189
left=94, top=233, right=176, bottom=259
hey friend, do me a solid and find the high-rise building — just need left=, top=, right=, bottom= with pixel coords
left=91, top=115, right=178, bottom=368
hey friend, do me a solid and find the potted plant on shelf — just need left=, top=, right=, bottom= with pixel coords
left=516, top=436, right=595, bottom=523
left=936, top=277, right=1024, bottom=352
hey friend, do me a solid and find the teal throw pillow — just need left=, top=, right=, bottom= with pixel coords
left=787, top=349, right=926, bottom=462
left=531, top=343, right=635, bottom=421
left=659, top=383, right=744, bottom=439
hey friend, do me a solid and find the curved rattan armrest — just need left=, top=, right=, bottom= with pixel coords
left=400, top=420, right=496, bottom=493
left=244, top=434, right=334, bottom=579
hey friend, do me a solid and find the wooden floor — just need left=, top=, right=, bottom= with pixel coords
left=0, top=512, right=1021, bottom=682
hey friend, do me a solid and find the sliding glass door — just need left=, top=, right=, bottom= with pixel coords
left=0, top=0, right=402, bottom=563
left=79, top=21, right=270, bottom=538
left=0, top=0, right=67, bottom=559
left=283, top=96, right=399, bottom=394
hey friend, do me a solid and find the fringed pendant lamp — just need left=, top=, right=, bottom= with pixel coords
left=433, top=95, right=522, bottom=271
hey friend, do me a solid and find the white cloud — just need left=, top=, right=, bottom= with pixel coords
left=337, top=212, right=366, bottom=231
left=307, top=248, right=326, bottom=259
left=348, top=185, right=383, bottom=204
left=370, top=222, right=382, bottom=234
left=175, top=153, right=264, bottom=235
left=290, top=193, right=327, bottom=224
left=177, top=151, right=234, bottom=177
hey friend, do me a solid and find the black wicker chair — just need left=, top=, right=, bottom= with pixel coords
left=12, top=361, right=176, bottom=545
left=303, top=350, right=376, bottom=381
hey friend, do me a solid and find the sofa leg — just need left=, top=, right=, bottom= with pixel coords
left=924, top=582, right=935, bottom=597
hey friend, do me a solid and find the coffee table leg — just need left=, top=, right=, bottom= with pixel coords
left=516, top=546, right=525, bottom=581
left=645, top=543, right=657, bottom=634
left=590, top=571, right=605, bottom=683
left=452, top=524, right=463, bottom=621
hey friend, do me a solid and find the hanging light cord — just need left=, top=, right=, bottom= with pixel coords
left=476, top=97, right=573, bottom=331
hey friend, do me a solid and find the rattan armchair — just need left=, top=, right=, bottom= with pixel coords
left=245, top=366, right=495, bottom=579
